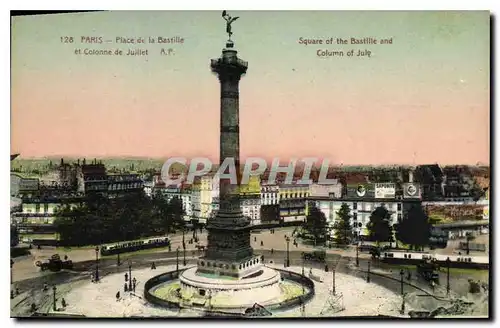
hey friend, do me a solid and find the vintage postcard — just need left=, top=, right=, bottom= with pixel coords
left=10, top=10, right=490, bottom=319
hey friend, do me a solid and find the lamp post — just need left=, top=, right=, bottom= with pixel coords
left=367, top=261, right=371, bottom=283
left=10, top=259, right=14, bottom=285
left=285, top=236, right=290, bottom=267
left=332, top=266, right=336, bottom=295
left=128, top=261, right=132, bottom=291
left=183, top=244, right=187, bottom=266
left=176, top=247, right=180, bottom=273
left=182, top=226, right=186, bottom=250
left=52, top=285, right=57, bottom=311
left=117, top=253, right=121, bottom=266
left=94, top=246, right=100, bottom=282
left=400, top=269, right=404, bottom=296
left=446, top=257, right=451, bottom=296
left=301, top=252, right=305, bottom=276
left=356, top=244, right=359, bottom=267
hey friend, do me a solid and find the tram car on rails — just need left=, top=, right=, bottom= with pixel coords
left=100, top=236, right=170, bottom=256
left=380, top=250, right=489, bottom=269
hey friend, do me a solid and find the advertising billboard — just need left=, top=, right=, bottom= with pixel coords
left=310, top=183, right=342, bottom=198
left=346, top=184, right=374, bottom=198
left=19, top=178, right=40, bottom=192
left=374, top=183, right=396, bottom=199
left=403, top=183, right=420, bottom=199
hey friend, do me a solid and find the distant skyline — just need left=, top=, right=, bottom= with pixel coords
left=11, top=11, right=490, bottom=165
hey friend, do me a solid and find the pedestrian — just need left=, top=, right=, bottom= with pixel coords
left=271, top=248, right=274, bottom=254
left=254, top=237, right=257, bottom=242
left=31, top=303, right=37, bottom=312
left=260, top=241, right=264, bottom=246
left=125, top=273, right=129, bottom=282
left=29, top=244, right=32, bottom=249
left=168, top=245, right=172, bottom=252
left=15, top=287, right=19, bottom=295
left=61, top=298, right=67, bottom=308
left=43, top=283, right=48, bottom=291
left=91, top=273, right=94, bottom=282
left=124, top=283, right=128, bottom=292
left=116, top=291, right=121, bottom=301
left=10, top=290, right=14, bottom=299
left=64, top=255, right=68, bottom=261
left=37, top=245, right=41, bottom=250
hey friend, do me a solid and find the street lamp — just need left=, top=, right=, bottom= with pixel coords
left=301, top=252, right=305, bottom=276
left=356, top=244, right=359, bottom=267
left=176, top=247, right=180, bottom=273
left=95, top=246, right=100, bottom=282
left=182, top=226, right=186, bottom=250
left=285, top=236, right=290, bottom=267
left=332, top=266, right=336, bottom=295
left=399, top=269, right=404, bottom=296
left=52, top=286, right=57, bottom=311
left=446, top=257, right=451, bottom=296
left=183, top=244, right=187, bottom=266
left=10, top=259, right=14, bottom=285
left=367, top=261, right=371, bottom=283
left=128, top=260, right=132, bottom=291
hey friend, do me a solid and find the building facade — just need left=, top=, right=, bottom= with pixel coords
left=279, top=183, right=309, bottom=223
left=310, top=182, right=422, bottom=240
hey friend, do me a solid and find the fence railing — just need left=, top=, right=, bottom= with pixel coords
left=143, top=266, right=315, bottom=314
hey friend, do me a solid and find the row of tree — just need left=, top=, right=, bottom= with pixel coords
left=302, top=202, right=432, bottom=250
left=53, top=191, right=185, bottom=246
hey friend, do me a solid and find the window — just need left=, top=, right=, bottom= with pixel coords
left=353, top=202, right=357, bottom=210
left=35, top=203, right=40, bottom=213
left=397, top=203, right=402, bottom=211
left=397, top=213, right=402, bottom=221
left=44, top=203, right=49, bottom=213
left=353, top=213, right=358, bottom=221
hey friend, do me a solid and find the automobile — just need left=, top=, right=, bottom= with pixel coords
left=302, top=249, right=326, bottom=262
left=35, top=254, right=73, bottom=272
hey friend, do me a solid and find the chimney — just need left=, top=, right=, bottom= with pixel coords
left=409, top=170, right=414, bottom=183
left=60, top=158, right=64, bottom=166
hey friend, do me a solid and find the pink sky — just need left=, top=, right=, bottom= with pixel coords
left=11, top=11, right=490, bottom=165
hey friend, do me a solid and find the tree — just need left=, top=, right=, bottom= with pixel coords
left=333, top=203, right=352, bottom=247
left=10, top=225, right=19, bottom=247
left=366, top=205, right=394, bottom=246
left=394, top=204, right=431, bottom=251
left=470, top=185, right=486, bottom=203
left=54, top=189, right=180, bottom=246
left=466, top=232, right=475, bottom=255
left=302, top=205, right=329, bottom=246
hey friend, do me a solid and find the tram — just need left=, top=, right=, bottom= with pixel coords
left=100, top=236, right=170, bottom=256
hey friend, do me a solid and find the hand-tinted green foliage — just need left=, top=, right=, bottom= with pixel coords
left=53, top=191, right=184, bottom=246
